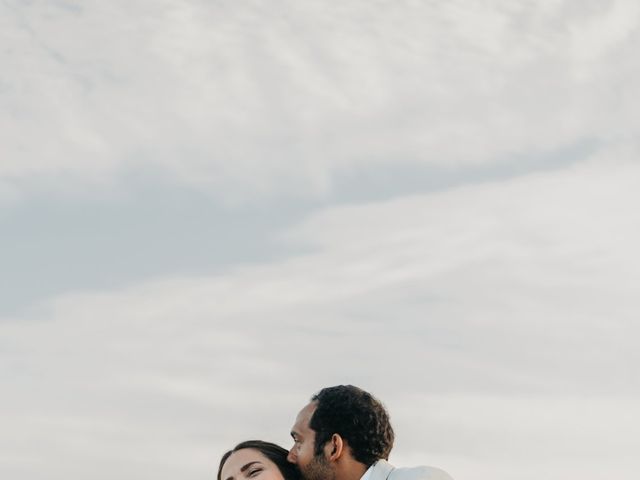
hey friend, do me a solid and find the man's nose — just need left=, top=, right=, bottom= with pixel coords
left=287, top=448, right=296, bottom=464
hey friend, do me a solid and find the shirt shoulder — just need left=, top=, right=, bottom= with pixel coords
left=389, top=465, right=454, bottom=480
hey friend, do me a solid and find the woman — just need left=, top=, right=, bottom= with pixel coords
left=218, top=440, right=300, bottom=480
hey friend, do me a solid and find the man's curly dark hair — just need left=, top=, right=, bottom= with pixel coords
left=309, top=385, right=394, bottom=467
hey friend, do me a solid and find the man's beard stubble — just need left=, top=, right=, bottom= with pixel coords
left=299, top=454, right=335, bottom=480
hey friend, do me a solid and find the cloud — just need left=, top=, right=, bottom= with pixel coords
left=391, top=394, right=640, bottom=480
left=1, top=154, right=638, bottom=479
left=2, top=1, right=640, bottom=201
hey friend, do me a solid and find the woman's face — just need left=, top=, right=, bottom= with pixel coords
left=221, top=449, right=285, bottom=480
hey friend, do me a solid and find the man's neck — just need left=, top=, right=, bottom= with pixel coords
left=336, top=460, right=369, bottom=480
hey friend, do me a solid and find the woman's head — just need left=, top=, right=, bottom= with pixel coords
left=218, top=440, right=300, bottom=480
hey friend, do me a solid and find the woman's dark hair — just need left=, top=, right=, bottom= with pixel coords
left=309, top=385, right=394, bottom=467
left=217, top=440, right=300, bottom=480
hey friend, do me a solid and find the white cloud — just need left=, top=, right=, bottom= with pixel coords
left=391, top=394, right=640, bottom=480
left=569, top=0, right=640, bottom=62
left=2, top=1, right=640, bottom=201
left=2, top=154, right=639, bottom=479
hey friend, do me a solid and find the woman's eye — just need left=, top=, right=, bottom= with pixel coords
left=248, top=469, right=262, bottom=477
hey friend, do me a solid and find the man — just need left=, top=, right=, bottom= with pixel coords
left=288, top=385, right=453, bottom=480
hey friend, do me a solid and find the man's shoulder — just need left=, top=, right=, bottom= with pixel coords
left=391, top=465, right=453, bottom=480
left=374, top=460, right=454, bottom=480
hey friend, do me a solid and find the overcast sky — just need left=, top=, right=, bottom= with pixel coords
left=2, top=1, right=639, bottom=479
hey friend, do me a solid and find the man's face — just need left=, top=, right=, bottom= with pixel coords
left=288, top=402, right=334, bottom=480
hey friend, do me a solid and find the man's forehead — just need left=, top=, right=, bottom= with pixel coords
left=294, top=402, right=317, bottom=431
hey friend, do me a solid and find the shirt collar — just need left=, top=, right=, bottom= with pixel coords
left=360, top=463, right=376, bottom=480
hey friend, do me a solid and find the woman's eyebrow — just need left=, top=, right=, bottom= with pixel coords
left=225, top=461, right=263, bottom=480
left=241, top=461, right=262, bottom=473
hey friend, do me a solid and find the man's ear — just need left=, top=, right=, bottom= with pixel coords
left=326, top=434, right=344, bottom=461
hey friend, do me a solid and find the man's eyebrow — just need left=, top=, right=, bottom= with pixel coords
left=225, top=461, right=262, bottom=480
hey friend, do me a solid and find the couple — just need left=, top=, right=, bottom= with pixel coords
left=218, top=385, right=453, bottom=480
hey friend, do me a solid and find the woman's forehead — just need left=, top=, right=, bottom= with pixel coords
left=223, top=448, right=269, bottom=475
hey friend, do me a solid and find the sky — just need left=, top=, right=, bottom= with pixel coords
left=1, top=1, right=639, bottom=479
